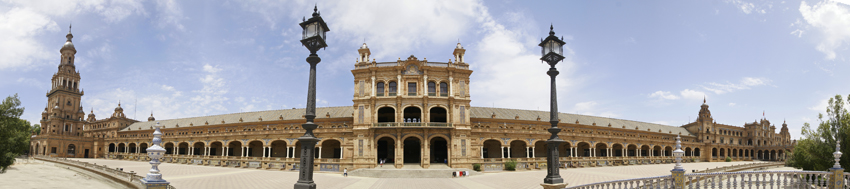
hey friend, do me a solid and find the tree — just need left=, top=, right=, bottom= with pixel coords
left=0, top=94, right=30, bottom=173
left=32, top=124, right=40, bottom=135
left=788, top=94, right=849, bottom=171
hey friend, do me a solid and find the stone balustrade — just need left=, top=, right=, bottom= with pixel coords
left=34, top=155, right=177, bottom=189
left=566, top=170, right=845, bottom=189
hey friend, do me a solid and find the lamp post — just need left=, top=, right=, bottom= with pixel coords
left=141, top=122, right=169, bottom=188
left=294, top=5, right=329, bottom=189
left=539, top=24, right=568, bottom=189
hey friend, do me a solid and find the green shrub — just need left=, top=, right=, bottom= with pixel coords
left=504, top=159, right=517, bottom=171
left=472, top=163, right=481, bottom=171
left=725, top=156, right=732, bottom=162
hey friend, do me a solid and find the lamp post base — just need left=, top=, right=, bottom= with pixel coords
left=140, top=179, right=170, bottom=189
left=540, top=183, right=568, bottom=189
left=294, top=182, right=317, bottom=189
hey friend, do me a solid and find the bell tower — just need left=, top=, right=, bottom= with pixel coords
left=697, top=98, right=714, bottom=142
left=453, top=43, right=465, bottom=63
left=357, top=43, right=371, bottom=63
left=42, top=24, right=85, bottom=137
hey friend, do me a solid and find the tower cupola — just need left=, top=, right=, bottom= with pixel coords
left=357, top=43, right=371, bottom=63
left=453, top=42, right=465, bottom=63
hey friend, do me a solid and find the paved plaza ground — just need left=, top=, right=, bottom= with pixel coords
left=0, top=158, right=119, bottom=189
left=56, top=158, right=775, bottom=189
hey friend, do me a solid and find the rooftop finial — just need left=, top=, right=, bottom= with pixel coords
left=549, top=24, right=555, bottom=36
left=65, top=22, right=74, bottom=42
left=312, top=4, right=319, bottom=17
left=703, top=96, right=706, bottom=104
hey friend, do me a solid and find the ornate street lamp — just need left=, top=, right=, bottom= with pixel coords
left=294, top=5, right=329, bottom=189
left=539, top=24, right=568, bottom=189
left=141, top=122, right=169, bottom=188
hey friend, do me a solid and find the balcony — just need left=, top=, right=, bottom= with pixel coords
left=371, top=122, right=452, bottom=128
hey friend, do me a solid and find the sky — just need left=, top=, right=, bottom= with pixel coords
left=2, top=0, right=849, bottom=140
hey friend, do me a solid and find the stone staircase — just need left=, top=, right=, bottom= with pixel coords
left=348, top=163, right=479, bottom=178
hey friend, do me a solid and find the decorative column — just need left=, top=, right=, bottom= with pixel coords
left=671, top=135, right=685, bottom=189
left=141, top=122, right=170, bottom=188
left=318, top=147, right=322, bottom=159
left=526, top=147, right=530, bottom=158
left=501, top=146, right=505, bottom=158
left=480, top=146, right=484, bottom=158
left=508, top=147, right=512, bottom=158
left=532, top=147, right=536, bottom=158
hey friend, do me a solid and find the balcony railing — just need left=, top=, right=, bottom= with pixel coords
left=371, top=122, right=452, bottom=128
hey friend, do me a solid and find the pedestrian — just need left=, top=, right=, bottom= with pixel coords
left=380, top=159, right=384, bottom=167
left=344, top=168, right=348, bottom=177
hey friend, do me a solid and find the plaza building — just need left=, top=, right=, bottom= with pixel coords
left=31, top=30, right=795, bottom=172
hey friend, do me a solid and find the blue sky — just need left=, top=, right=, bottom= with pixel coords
left=2, top=0, right=849, bottom=140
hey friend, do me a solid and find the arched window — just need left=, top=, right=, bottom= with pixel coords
left=388, top=81, right=397, bottom=96
left=439, top=82, right=448, bottom=97
left=377, top=82, right=385, bottom=96
left=428, top=82, right=436, bottom=96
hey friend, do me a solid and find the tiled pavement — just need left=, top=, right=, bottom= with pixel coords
left=71, top=159, right=765, bottom=189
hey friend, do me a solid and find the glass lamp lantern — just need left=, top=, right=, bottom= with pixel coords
left=299, top=6, right=330, bottom=53
left=539, top=25, right=566, bottom=66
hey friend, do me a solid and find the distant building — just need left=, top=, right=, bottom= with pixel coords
left=31, top=30, right=794, bottom=171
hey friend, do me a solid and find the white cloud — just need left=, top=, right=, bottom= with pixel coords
left=0, top=0, right=147, bottom=70
left=153, top=0, right=185, bottom=31
left=798, top=0, right=850, bottom=60
left=730, top=0, right=756, bottom=14
left=191, top=64, right=229, bottom=115
left=649, top=91, right=680, bottom=100
left=680, top=89, right=707, bottom=101
left=808, top=98, right=830, bottom=112
left=728, top=102, right=737, bottom=106
left=702, top=77, right=771, bottom=94
left=0, top=8, right=59, bottom=70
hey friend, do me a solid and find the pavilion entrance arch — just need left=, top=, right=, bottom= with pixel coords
left=178, top=142, right=188, bottom=155
left=757, top=150, right=763, bottom=160
left=270, top=140, right=286, bottom=157
left=319, top=139, right=341, bottom=159
left=210, top=141, right=223, bottom=156
left=627, top=144, right=637, bottom=157
left=429, top=106, right=448, bottom=123
left=294, top=141, right=302, bottom=158
left=35, top=143, right=39, bottom=155
left=612, top=143, right=624, bottom=157
left=664, top=146, right=672, bottom=157
left=163, top=143, right=173, bottom=154
left=720, top=148, right=725, bottom=157
left=227, top=141, right=242, bottom=157
left=652, top=146, right=661, bottom=156
left=430, top=136, right=449, bottom=164
left=533, top=141, right=547, bottom=158
left=248, top=141, right=263, bottom=157
left=684, top=147, right=692, bottom=156
left=482, top=139, right=501, bottom=158
left=109, top=143, right=116, bottom=153
left=577, top=142, right=591, bottom=157
left=67, top=144, right=76, bottom=157
left=128, top=143, right=137, bottom=153
left=694, top=148, right=701, bottom=157
left=118, top=143, right=125, bottom=153
left=595, top=143, right=608, bottom=157
left=402, top=136, right=422, bottom=165
left=192, top=142, right=205, bottom=156
left=712, top=148, right=718, bottom=158
left=509, top=140, right=527, bottom=158
left=376, top=136, right=396, bottom=164
left=403, top=106, right=422, bottom=123
left=640, top=145, right=650, bottom=157
left=377, top=107, right=396, bottom=123
left=140, top=143, right=148, bottom=153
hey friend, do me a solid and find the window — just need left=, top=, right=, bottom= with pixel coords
left=428, top=82, right=436, bottom=96
left=408, top=82, right=416, bottom=96
left=389, top=82, right=397, bottom=96
left=377, top=82, right=385, bottom=96
left=440, top=82, right=448, bottom=97
left=51, top=147, right=57, bottom=154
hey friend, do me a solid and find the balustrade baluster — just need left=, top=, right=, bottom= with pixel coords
left=781, top=173, right=786, bottom=188
left=696, top=175, right=701, bottom=189
left=711, top=175, right=716, bottom=189
left=806, top=173, right=812, bottom=188
left=748, top=173, right=753, bottom=189
left=733, top=174, right=737, bottom=189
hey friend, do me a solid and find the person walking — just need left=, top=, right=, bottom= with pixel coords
left=343, top=168, right=348, bottom=177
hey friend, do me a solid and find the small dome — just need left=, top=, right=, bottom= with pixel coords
left=456, top=43, right=463, bottom=49
left=114, top=103, right=123, bottom=111
left=360, top=43, right=368, bottom=49
left=61, top=41, right=75, bottom=51
left=42, top=107, right=47, bottom=114
left=148, top=113, right=155, bottom=122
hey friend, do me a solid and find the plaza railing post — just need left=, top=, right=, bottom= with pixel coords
left=141, top=122, right=170, bottom=189
left=671, top=135, right=686, bottom=189
left=829, top=140, right=843, bottom=189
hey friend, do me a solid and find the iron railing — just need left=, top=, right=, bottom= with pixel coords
left=371, top=122, right=452, bottom=127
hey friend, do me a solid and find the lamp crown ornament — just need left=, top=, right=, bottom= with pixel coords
left=834, top=135, right=843, bottom=169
